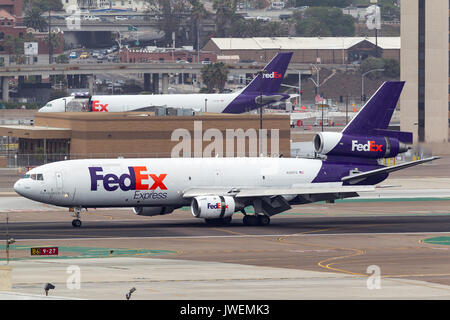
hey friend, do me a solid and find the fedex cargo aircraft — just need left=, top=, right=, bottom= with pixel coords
left=38, top=52, right=293, bottom=114
left=15, top=82, right=439, bottom=227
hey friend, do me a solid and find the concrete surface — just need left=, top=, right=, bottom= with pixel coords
left=6, top=257, right=450, bottom=300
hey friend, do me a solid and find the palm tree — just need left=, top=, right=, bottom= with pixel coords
left=188, top=0, right=207, bottom=57
left=213, top=0, right=237, bottom=37
left=24, top=7, right=48, bottom=32
left=201, top=62, right=229, bottom=92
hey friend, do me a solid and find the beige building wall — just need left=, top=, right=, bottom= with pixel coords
left=400, top=0, right=419, bottom=142
left=424, top=0, right=448, bottom=143
left=400, top=0, right=449, bottom=143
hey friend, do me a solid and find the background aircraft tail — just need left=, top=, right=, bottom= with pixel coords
left=343, top=81, right=411, bottom=143
left=241, top=52, right=293, bottom=95
left=313, top=81, right=412, bottom=162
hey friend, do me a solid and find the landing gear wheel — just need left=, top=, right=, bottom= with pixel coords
left=72, top=219, right=82, bottom=228
left=260, top=215, right=270, bottom=226
left=243, top=215, right=270, bottom=226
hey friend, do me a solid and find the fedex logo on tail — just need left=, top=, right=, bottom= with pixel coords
left=207, top=202, right=228, bottom=210
left=351, top=140, right=383, bottom=152
left=89, top=166, right=167, bottom=191
left=262, top=71, right=282, bottom=79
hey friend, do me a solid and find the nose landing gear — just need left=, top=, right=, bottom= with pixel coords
left=71, top=207, right=83, bottom=228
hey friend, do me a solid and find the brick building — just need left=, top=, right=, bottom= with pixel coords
left=203, top=37, right=400, bottom=64
left=0, top=0, right=64, bottom=65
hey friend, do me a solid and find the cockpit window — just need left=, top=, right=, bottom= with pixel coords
left=30, top=173, right=44, bottom=180
left=22, top=174, right=30, bottom=179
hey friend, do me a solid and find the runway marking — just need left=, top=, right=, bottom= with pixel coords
left=8, top=231, right=450, bottom=242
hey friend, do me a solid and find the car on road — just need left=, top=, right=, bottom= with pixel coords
left=79, top=52, right=89, bottom=59
left=256, top=16, right=271, bottom=22
left=83, top=15, right=100, bottom=21
left=115, top=16, right=128, bottom=21
left=69, top=52, right=78, bottom=59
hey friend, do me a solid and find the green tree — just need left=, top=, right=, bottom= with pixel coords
left=188, top=0, right=207, bottom=51
left=382, top=59, right=399, bottom=78
left=24, top=6, right=47, bottom=32
left=213, top=0, right=238, bottom=37
left=294, top=7, right=354, bottom=37
left=201, top=62, right=229, bottom=93
left=230, top=18, right=289, bottom=37
left=360, top=57, right=386, bottom=80
left=295, top=0, right=351, bottom=7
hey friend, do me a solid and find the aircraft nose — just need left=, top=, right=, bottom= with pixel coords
left=13, top=179, right=23, bottom=196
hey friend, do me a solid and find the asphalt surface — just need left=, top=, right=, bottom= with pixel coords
left=3, top=213, right=450, bottom=240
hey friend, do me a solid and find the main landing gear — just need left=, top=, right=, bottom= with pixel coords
left=71, top=207, right=83, bottom=228
left=243, top=214, right=270, bottom=226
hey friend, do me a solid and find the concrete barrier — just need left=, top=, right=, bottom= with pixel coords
left=0, top=266, right=12, bottom=291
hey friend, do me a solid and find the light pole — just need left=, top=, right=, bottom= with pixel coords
left=258, top=69, right=267, bottom=156
left=288, top=68, right=304, bottom=111
left=361, top=68, right=384, bottom=102
left=204, top=98, right=207, bottom=112
left=310, top=64, right=320, bottom=95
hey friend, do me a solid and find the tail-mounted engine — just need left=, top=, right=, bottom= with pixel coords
left=314, top=132, right=410, bottom=159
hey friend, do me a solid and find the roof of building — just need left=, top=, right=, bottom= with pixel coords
left=0, top=9, right=15, bottom=21
left=208, top=37, right=400, bottom=51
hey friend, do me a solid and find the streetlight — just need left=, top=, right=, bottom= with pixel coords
left=288, top=68, right=304, bottom=111
left=308, top=65, right=325, bottom=132
left=257, top=69, right=267, bottom=156
left=361, top=68, right=384, bottom=102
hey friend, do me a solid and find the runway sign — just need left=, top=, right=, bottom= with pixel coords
left=31, top=247, right=59, bottom=256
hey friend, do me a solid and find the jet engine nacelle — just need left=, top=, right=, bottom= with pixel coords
left=191, top=196, right=240, bottom=219
left=133, top=206, right=175, bottom=216
left=313, top=132, right=410, bottom=159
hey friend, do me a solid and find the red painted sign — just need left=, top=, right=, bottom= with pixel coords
left=31, top=247, right=59, bottom=256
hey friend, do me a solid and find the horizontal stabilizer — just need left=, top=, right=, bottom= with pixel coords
left=373, top=129, right=413, bottom=144
left=342, top=156, right=440, bottom=184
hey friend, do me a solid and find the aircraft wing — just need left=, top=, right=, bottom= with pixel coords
left=182, top=185, right=375, bottom=198
left=341, top=156, right=440, bottom=185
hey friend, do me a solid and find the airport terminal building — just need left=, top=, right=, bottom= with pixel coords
left=0, top=112, right=291, bottom=167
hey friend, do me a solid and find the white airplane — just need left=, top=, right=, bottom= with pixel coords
left=38, top=53, right=293, bottom=114
left=14, top=82, right=439, bottom=227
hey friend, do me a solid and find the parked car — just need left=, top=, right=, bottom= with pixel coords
left=79, top=52, right=89, bottom=59
left=115, top=16, right=128, bottom=21
left=201, top=60, right=211, bottom=65
left=69, top=51, right=78, bottom=59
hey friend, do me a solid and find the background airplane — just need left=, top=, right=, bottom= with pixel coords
left=15, top=82, right=439, bottom=227
left=38, top=52, right=294, bottom=114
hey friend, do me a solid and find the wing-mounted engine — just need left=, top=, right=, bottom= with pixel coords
left=191, top=196, right=244, bottom=219
left=313, top=132, right=410, bottom=159
left=133, top=206, right=175, bottom=216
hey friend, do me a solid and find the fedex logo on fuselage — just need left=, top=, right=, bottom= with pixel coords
left=351, top=140, right=383, bottom=152
left=89, top=166, right=167, bottom=191
left=91, top=100, right=109, bottom=112
left=207, top=202, right=228, bottom=210
left=262, top=71, right=282, bottom=79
